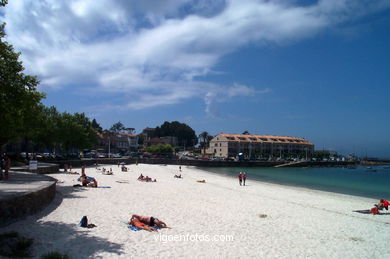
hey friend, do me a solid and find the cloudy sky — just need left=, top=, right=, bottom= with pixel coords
left=2, top=0, right=390, bottom=157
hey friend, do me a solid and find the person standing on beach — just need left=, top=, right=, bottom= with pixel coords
left=243, top=173, right=247, bottom=186
left=4, top=154, right=11, bottom=180
left=237, top=172, right=243, bottom=186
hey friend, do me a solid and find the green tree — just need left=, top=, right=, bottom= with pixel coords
left=198, top=131, right=212, bottom=155
left=91, top=119, right=102, bottom=132
left=110, top=121, right=125, bottom=133
left=155, top=121, right=197, bottom=147
left=0, top=1, right=45, bottom=147
left=146, top=144, right=174, bottom=154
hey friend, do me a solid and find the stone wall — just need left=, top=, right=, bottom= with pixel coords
left=0, top=177, right=56, bottom=227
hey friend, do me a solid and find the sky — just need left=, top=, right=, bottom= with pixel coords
left=2, top=0, right=390, bottom=157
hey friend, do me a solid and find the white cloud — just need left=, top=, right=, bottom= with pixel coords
left=3, top=0, right=390, bottom=115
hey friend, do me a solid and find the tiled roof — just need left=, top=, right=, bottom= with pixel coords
left=218, top=133, right=313, bottom=145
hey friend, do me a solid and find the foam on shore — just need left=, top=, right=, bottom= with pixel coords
left=1, top=164, right=389, bottom=258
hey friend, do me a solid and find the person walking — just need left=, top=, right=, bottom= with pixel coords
left=237, top=172, right=243, bottom=186
left=243, top=172, right=247, bottom=186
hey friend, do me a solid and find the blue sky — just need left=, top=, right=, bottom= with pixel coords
left=2, top=0, right=390, bottom=157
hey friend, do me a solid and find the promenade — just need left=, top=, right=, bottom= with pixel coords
left=0, top=171, right=56, bottom=226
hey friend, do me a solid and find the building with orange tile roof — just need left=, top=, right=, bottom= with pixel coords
left=205, top=133, right=314, bottom=159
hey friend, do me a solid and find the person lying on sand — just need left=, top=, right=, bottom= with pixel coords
left=81, top=177, right=98, bottom=188
left=371, top=206, right=380, bottom=215
left=102, top=171, right=113, bottom=175
left=129, top=218, right=158, bottom=232
left=197, top=180, right=206, bottom=183
left=131, top=215, right=170, bottom=229
left=174, top=174, right=182, bottom=178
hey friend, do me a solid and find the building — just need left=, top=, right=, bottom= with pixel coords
left=98, top=132, right=139, bottom=153
left=205, top=133, right=314, bottom=158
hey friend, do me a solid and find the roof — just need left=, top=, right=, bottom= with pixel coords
left=217, top=133, right=313, bottom=145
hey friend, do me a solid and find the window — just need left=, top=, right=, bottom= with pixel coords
left=220, top=143, right=222, bottom=147
left=220, top=149, right=222, bottom=151
left=215, top=143, right=218, bottom=147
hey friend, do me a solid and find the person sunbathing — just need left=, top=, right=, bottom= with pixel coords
left=129, top=218, right=157, bottom=232
left=174, top=174, right=182, bottom=178
left=131, top=215, right=170, bottom=229
left=376, top=199, right=389, bottom=210
left=81, top=177, right=98, bottom=188
left=197, top=180, right=206, bottom=183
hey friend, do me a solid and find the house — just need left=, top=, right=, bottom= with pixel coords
left=205, top=133, right=314, bottom=158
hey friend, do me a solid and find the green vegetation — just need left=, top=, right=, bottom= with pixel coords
left=198, top=131, right=213, bottom=154
left=146, top=143, right=174, bottom=154
left=0, top=1, right=99, bottom=153
left=155, top=121, right=197, bottom=147
left=0, top=231, right=33, bottom=258
left=0, top=0, right=45, bottom=147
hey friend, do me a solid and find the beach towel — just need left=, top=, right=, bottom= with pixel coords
left=128, top=226, right=142, bottom=231
left=127, top=225, right=160, bottom=231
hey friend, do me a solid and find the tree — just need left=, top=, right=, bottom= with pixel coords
left=0, top=1, right=45, bottom=147
left=91, top=119, right=102, bottom=132
left=155, top=121, right=197, bottom=147
left=242, top=130, right=250, bottom=135
left=198, top=131, right=212, bottom=155
left=146, top=144, right=174, bottom=154
left=110, top=121, right=125, bottom=133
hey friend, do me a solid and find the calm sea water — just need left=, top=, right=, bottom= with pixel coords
left=202, top=166, right=390, bottom=199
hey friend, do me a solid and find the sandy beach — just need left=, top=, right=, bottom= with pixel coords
left=2, top=164, right=390, bottom=258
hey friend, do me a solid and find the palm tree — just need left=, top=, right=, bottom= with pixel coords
left=199, top=131, right=210, bottom=155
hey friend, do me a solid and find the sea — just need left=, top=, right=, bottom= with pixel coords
left=202, top=166, right=390, bottom=199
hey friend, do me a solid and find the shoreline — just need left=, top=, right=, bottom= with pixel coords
left=1, top=164, right=389, bottom=258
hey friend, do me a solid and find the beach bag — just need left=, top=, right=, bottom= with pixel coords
left=79, top=216, right=88, bottom=227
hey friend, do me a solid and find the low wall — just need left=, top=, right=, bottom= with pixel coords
left=54, top=158, right=357, bottom=168
left=12, top=162, right=60, bottom=174
left=0, top=174, right=56, bottom=227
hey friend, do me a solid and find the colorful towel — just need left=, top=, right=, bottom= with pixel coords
left=127, top=225, right=160, bottom=231
left=128, top=226, right=142, bottom=231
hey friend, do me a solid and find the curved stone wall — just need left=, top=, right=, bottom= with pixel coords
left=0, top=173, right=56, bottom=227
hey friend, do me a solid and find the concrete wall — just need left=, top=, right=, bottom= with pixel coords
left=0, top=176, right=56, bottom=227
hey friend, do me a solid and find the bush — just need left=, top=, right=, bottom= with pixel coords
left=0, top=231, right=33, bottom=258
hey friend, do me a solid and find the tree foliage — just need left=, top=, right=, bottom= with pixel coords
left=198, top=131, right=213, bottom=154
left=155, top=121, right=197, bottom=147
left=0, top=2, right=45, bottom=147
left=146, top=143, right=174, bottom=154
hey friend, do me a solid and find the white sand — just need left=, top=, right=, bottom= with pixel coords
left=2, top=164, right=390, bottom=258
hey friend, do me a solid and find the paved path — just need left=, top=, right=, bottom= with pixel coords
left=0, top=171, right=55, bottom=201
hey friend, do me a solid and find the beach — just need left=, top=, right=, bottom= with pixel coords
left=2, top=164, right=390, bottom=258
